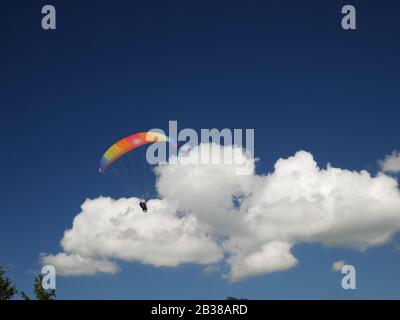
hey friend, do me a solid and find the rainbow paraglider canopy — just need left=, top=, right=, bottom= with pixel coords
left=99, top=131, right=177, bottom=173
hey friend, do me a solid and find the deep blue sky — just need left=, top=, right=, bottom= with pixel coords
left=1, top=0, right=399, bottom=299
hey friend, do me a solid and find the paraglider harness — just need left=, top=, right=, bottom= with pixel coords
left=139, top=201, right=148, bottom=213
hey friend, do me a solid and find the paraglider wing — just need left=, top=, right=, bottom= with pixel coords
left=99, top=131, right=177, bottom=173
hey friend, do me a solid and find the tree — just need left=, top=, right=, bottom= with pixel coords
left=20, top=291, right=31, bottom=300
left=0, top=267, right=17, bottom=300
left=20, top=274, right=56, bottom=300
left=226, top=296, right=248, bottom=300
left=33, top=274, right=56, bottom=300
left=1, top=266, right=56, bottom=300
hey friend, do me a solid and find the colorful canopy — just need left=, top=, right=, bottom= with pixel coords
left=99, top=132, right=176, bottom=173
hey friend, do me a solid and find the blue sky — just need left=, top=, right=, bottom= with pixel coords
left=1, top=0, right=400, bottom=299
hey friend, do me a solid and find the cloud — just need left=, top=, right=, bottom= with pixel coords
left=227, top=242, right=298, bottom=282
left=42, top=144, right=400, bottom=282
left=42, top=253, right=119, bottom=276
left=331, top=260, right=346, bottom=272
left=202, top=264, right=220, bottom=276
left=379, top=151, right=400, bottom=173
left=42, top=196, right=223, bottom=276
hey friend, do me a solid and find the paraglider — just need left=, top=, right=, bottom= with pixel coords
left=99, top=131, right=177, bottom=212
left=139, top=201, right=148, bottom=213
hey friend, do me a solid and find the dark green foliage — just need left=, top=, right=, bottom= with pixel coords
left=33, top=274, right=56, bottom=300
left=0, top=267, right=17, bottom=300
left=1, top=266, right=56, bottom=300
left=20, top=291, right=31, bottom=300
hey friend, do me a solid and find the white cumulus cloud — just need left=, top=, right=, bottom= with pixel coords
left=42, top=253, right=119, bottom=276
left=226, top=242, right=298, bottom=282
left=42, top=196, right=222, bottom=276
left=42, top=144, right=400, bottom=282
left=379, top=151, right=400, bottom=173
